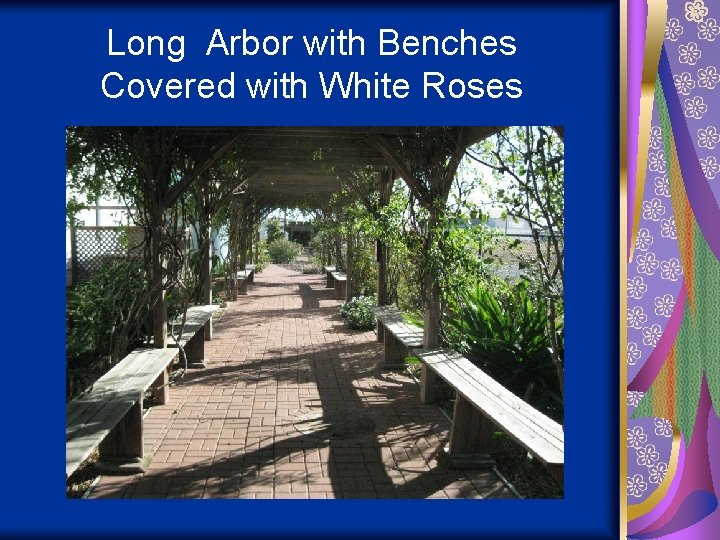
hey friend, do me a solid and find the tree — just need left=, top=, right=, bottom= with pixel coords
left=265, top=218, right=285, bottom=243
left=468, top=126, right=565, bottom=398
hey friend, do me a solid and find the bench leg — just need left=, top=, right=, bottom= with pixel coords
left=326, top=273, right=333, bottom=288
left=238, top=279, right=248, bottom=295
left=547, top=464, right=564, bottom=486
left=185, top=330, right=207, bottom=369
left=420, top=365, right=439, bottom=404
left=248, top=270, right=254, bottom=284
left=442, top=395, right=496, bottom=469
left=151, top=367, right=169, bottom=405
left=376, top=321, right=385, bottom=343
left=97, top=399, right=148, bottom=474
left=203, top=317, right=213, bottom=341
left=382, top=334, right=407, bottom=370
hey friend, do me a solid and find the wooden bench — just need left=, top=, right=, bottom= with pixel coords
left=66, top=347, right=179, bottom=478
left=169, top=304, right=218, bottom=369
left=416, top=348, right=564, bottom=482
left=323, top=265, right=336, bottom=289
left=331, top=271, right=347, bottom=300
left=373, top=305, right=424, bottom=369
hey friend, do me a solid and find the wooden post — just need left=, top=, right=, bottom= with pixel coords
left=377, top=167, right=393, bottom=307
left=334, top=236, right=343, bottom=271
left=254, top=224, right=260, bottom=265
left=202, top=222, right=213, bottom=305
left=150, top=216, right=168, bottom=349
left=420, top=206, right=441, bottom=404
left=345, top=231, right=353, bottom=302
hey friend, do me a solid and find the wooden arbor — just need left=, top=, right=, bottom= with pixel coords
left=69, top=126, right=503, bottom=386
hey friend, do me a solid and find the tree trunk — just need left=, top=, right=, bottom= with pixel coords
left=150, top=212, right=167, bottom=349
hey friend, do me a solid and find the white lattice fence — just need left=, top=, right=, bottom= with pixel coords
left=70, top=226, right=145, bottom=285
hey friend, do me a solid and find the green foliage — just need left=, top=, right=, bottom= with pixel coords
left=66, top=259, right=149, bottom=363
left=254, top=241, right=272, bottom=272
left=267, top=238, right=302, bottom=264
left=443, top=281, right=563, bottom=420
left=265, top=218, right=285, bottom=244
left=339, top=295, right=377, bottom=330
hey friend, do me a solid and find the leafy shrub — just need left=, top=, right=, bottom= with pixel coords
left=267, top=238, right=302, bottom=264
left=253, top=241, right=272, bottom=272
left=443, top=282, right=563, bottom=420
left=340, top=295, right=377, bottom=330
left=67, top=259, right=149, bottom=363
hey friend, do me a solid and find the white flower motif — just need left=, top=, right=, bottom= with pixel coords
left=636, top=228, right=654, bottom=251
left=679, top=42, right=702, bottom=65
left=684, top=95, right=708, bottom=119
left=627, top=276, right=648, bottom=299
left=654, top=176, right=670, bottom=197
left=666, top=18, right=685, bottom=40
left=700, top=155, right=720, bottom=179
left=628, top=306, right=648, bottom=329
left=642, top=198, right=666, bottom=221
left=654, top=418, right=673, bottom=437
left=698, top=126, right=720, bottom=149
left=698, top=66, right=720, bottom=89
left=685, top=1, right=709, bottom=23
left=698, top=18, right=720, bottom=41
left=627, top=391, right=645, bottom=407
left=627, top=474, right=648, bottom=498
left=660, top=258, right=684, bottom=281
left=649, top=462, right=668, bottom=484
left=660, top=217, right=677, bottom=239
left=636, top=252, right=660, bottom=276
left=627, top=426, right=648, bottom=448
left=654, top=294, right=676, bottom=317
left=642, top=324, right=663, bottom=347
left=649, top=126, right=663, bottom=149
left=637, top=444, right=661, bottom=467
left=627, top=342, right=642, bottom=365
left=648, top=151, right=667, bottom=172
left=675, top=72, right=696, bottom=95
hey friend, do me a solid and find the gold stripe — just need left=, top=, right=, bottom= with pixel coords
left=627, top=426, right=682, bottom=521
left=629, top=0, right=668, bottom=262
left=623, top=2, right=668, bottom=537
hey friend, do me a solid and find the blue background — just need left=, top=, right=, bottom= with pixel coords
left=0, top=2, right=618, bottom=538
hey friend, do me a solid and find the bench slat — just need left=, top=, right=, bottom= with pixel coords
left=418, top=349, right=563, bottom=466
left=374, top=306, right=424, bottom=348
left=383, top=320, right=423, bottom=348
left=430, top=350, right=564, bottom=441
left=331, top=272, right=347, bottom=282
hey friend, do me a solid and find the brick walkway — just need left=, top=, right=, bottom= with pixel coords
left=89, top=265, right=513, bottom=499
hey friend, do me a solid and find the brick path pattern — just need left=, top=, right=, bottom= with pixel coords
left=90, top=265, right=513, bottom=499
